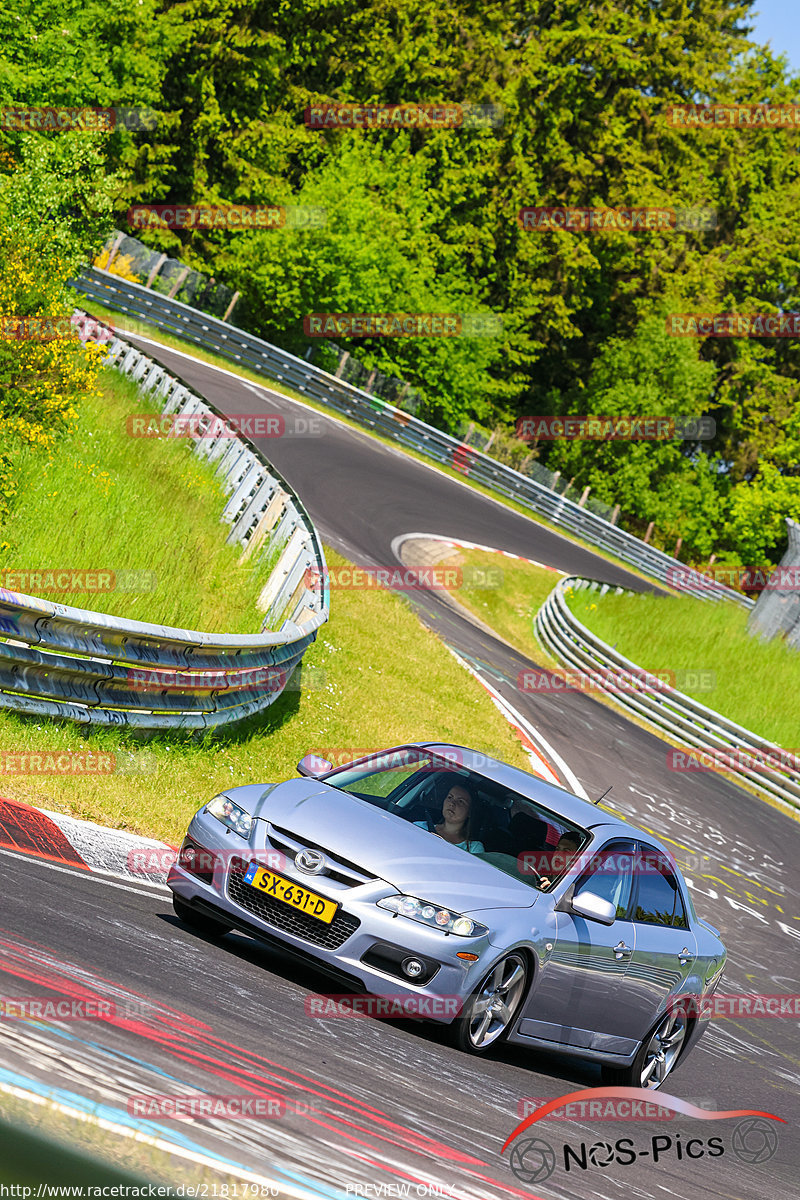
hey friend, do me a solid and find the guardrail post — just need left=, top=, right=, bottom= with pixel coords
left=167, top=267, right=191, bottom=299
left=146, top=254, right=167, bottom=288
left=222, top=291, right=240, bottom=322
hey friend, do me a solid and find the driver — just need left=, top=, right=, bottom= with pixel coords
left=414, top=782, right=485, bottom=854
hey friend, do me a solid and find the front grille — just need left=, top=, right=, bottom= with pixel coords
left=227, top=859, right=360, bottom=950
left=267, top=823, right=377, bottom=886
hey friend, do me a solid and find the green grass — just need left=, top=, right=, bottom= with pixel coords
left=440, top=543, right=800, bottom=754
left=451, top=547, right=562, bottom=657
left=0, top=1092, right=249, bottom=1191
left=0, top=368, right=281, bottom=632
left=0, top=542, right=531, bottom=844
left=564, top=587, right=800, bottom=748
left=78, top=297, right=664, bottom=590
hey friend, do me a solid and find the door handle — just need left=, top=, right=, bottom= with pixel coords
left=614, top=940, right=632, bottom=960
left=678, top=947, right=693, bottom=966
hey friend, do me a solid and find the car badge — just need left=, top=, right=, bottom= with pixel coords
left=294, top=848, right=327, bottom=875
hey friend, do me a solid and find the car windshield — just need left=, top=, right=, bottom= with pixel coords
left=323, top=747, right=589, bottom=890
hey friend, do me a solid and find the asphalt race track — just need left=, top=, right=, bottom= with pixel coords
left=3, top=333, right=798, bottom=1200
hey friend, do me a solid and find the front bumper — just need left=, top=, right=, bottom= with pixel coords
left=167, top=815, right=497, bottom=1019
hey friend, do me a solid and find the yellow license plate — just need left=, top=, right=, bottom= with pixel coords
left=244, top=864, right=338, bottom=924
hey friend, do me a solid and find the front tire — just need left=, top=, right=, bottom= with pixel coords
left=601, top=1008, right=688, bottom=1090
left=172, top=893, right=232, bottom=936
left=448, top=952, right=529, bottom=1055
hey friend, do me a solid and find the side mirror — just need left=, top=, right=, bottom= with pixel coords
left=297, top=753, right=333, bottom=778
left=571, top=889, right=616, bottom=925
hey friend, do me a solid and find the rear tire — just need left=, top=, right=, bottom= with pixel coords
left=172, top=893, right=232, bottom=936
left=601, top=1009, right=688, bottom=1090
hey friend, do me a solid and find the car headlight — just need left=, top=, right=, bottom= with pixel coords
left=377, top=894, right=487, bottom=937
left=206, top=794, right=253, bottom=838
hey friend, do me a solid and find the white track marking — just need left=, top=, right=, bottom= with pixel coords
left=0, top=846, right=169, bottom=899
left=446, top=647, right=589, bottom=799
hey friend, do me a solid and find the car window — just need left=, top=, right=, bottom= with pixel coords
left=633, top=846, right=689, bottom=928
left=573, top=842, right=636, bottom=917
left=326, top=749, right=435, bottom=799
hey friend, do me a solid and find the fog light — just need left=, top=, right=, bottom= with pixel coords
left=402, top=957, right=425, bottom=979
left=178, top=837, right=217, bottom=884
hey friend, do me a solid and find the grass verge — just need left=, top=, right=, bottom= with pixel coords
left=0, top=367, right=280, bottom=632
left=432, top=544, right=799, bottom=756
left=564, top=587, right=800, bottom=749
left=0, top=542, right=530, bottom=845
left=449, top=546, right=562, bottom=657
left=0, top=1090, right=264, bottom=1192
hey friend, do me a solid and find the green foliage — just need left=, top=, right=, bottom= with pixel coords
left=1, top=0, right=799, bottom=563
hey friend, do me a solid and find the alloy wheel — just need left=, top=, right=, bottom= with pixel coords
left=639, top=1009, right=687, bottom=1088
left=465, top=953, right=528, bottom=1049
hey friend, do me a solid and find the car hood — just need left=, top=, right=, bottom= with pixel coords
left=250, top=779, right=537, bottom=914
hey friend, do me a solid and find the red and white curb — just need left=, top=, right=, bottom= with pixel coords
left=0, top=796, right=175, bottom=887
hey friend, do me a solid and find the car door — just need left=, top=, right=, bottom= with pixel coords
left=612, top=843, right=699, bottom=1044
left=520, top=840, right=640, bottom=1055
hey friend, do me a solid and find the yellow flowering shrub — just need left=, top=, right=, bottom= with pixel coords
left=92, top=248, right=142, bottom=284
left=0, top=229, right=104, bottom=517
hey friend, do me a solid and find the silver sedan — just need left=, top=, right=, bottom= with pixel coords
left=167, top=744, right=726, bottom=1090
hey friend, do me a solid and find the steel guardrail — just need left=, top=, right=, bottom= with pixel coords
left=535, top=576, right=800, bottom=811
left=0, top=313, right=329, bottom=731
left=71, top=268, right=751, bottom=608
